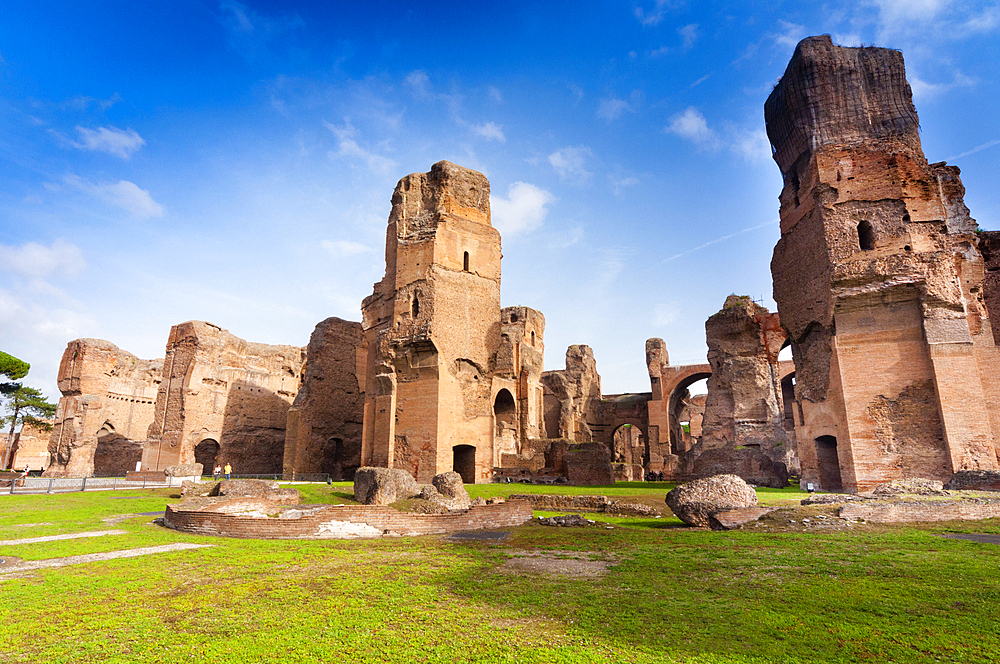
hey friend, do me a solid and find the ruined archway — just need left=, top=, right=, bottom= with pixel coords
left=494, top=389, right=517, bottom=456
left=453, top=444, right=476, bottom=484
left=194, top=438, right=220, bottom=473
left=93, top=422, right=143, bottom=476
left=780, top=372, right=796, bottom=430
left=611, top=423, right=645, bottom=466
left=667, top=372, right=711, bottom=454
left=815, top=435, right=842, bottom=491
left=321, top=437, right=348, bottom=480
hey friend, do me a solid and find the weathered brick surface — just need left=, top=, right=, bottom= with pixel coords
left=767, top=35, right=1000, bottom=493
left=163, top=499, right=533, bottom=539
left=839, top=500, right=1000, bottom=523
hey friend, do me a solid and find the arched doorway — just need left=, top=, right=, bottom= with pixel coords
left=668, top=373, right=711, bottom=454
left=612, top=423, right=645, bottom=465
left=93, top=422, right=143, bottom=476
left=453, top=444, right=476, bottom=484
left=815, top=435, right=842, bottom=491
left=194, top=438, right=220, bottom=474
left=321, top=437, right=348, bottom=480
left=780, top=372, right=796, bottom=430
left=494, top=389, right=517, bottom=455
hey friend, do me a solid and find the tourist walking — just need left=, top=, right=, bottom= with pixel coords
left=213, top=465, right=221, bottom=480
left=224, top=462, right=232, bottom=480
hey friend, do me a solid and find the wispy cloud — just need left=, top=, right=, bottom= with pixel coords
left=664, top=107, right=720, bottom=149
left=73, top=126, right=145, bottom=159
left=404, top=70, right=432, bottom=98
left=608, top=173, right=640, bottom=196
left=662, top=220, right=776, bottom=263
left=946, top=137, right=1000, bottom=162
left=634, top=0, right=676, bottom=26
left=548, top=146, right=594, bottom=183
left=321, top=240, right=372, bottom=257
left=597, top=97, right=632, bottom=122
left=0, top=238, right=86, bottom=278
left=471, top=121, right=506, bottom=142
left=324, top=118, right=396, bottom=174
left=653, top=302, right=680, bottom=326
left=219, top=0, right=304, bottom=58
left=63, top=175, right=165, bottom=217
left=909, top=70, right=976, bottom=101
left=772, top=20, right=807, bottom=49
left=665, top=108, right=771, bottom=161
left=678, top=23, right=699, bottom=50
left=491, top=182, right=554, bottom=236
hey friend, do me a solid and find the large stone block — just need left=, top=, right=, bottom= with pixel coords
left=666, top=474, right=758, bottom=527
left=353, top=467, right=420, bottom=505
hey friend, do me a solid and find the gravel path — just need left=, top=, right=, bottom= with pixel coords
left=0, top=543, right=212, bottom=580
left=0, top=529, right=128, bottom=546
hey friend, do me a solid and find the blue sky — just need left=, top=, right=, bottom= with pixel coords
left=2, top=0, right=1000, bottom=402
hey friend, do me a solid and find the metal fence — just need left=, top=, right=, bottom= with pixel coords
left=1, top=473, right=336, bottom=495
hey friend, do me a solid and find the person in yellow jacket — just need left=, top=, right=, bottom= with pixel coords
left=224, top=462, right=232, bottom=480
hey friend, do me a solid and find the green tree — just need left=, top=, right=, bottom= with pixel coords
left=0, top=351, right=30, bottom=381
left=0, top=352, right=56, bottom=469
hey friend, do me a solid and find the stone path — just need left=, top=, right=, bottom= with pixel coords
left=0, top=529, right=128, bottom=546
left=939, top=533, right=1000, bottom=545
left=0, top=543, right=211, bottom=580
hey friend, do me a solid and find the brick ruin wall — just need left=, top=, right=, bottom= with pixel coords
left=361, top=161, right=503, bottom=484
left=144, top=321, right=304, bottom=474
left=163, top=499, right=533, bottom=539
left=767, top=35, right=1000, bottom=492
left=9, top=419, right=54, bottom=471
left=46, top=339, right=162, bottom=477
left=283, top=317, right=366, bottom=480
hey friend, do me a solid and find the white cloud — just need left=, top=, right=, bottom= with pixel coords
left=491, top=182, right=554, bottom=236
left=608, top=174, right=640, bottom=196
left=324, top=119, right=397, bottom=174
left=73, top=126, right=145, bottom=159
left=471, top=122, right=506, bottom=142
left=654, top=303, right=680, bottom=326
left=664, top=107, right=720, bottom=149
left=321, top=240, right=372, bottom=257
left=634, top=0, right=674, bottom=26
left=732, top=128, right=772, bottom=162
left=219, top=0, right=304, bottom=57
left=597, top=97, right=631, bottom=122
left=405, top=70, right=432, bottom=98
left=909, top=70, right=975, bottom=101
left=946, top=138, right=1000, bottom=162
left=678, top=23, right=699, bottom=50
left=548, top=146, right=593, bottom=182
left=773, top=20, right=807, bottom=49
left=0, top=238, right=86, bottom=278
left=64, top=175, right=165, bottom=217
left=488, top=86, right=504, bottom=103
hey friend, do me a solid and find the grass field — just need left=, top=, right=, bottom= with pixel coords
left=1, top=483, right=999, bottom=663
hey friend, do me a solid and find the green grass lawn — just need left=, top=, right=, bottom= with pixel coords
left=1, top=484, right=999, bottom=663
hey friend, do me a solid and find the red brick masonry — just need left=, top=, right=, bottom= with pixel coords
left=163, top=499, right=533, bottom=539
left=839, top=499, right=1000, bottom=523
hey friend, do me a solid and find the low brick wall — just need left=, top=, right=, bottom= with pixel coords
left=840, top=499, right=1000, bottom=523
left=509, top=494, right=612, bottom=512
left=163, top=500, right=533, bottom=539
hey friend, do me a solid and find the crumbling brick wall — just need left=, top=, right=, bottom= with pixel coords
left=766, top=35, right=1000, bottom=492
left=46, top=339, right=162, bottom=477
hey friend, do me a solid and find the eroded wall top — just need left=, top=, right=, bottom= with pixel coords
left=765, top=35, right=920, bottom=177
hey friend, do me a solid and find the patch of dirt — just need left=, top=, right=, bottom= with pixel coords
left=499, top=550, right=617, bottom=578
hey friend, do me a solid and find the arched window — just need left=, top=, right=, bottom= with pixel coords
left=463, top=251, right=470, bottom=272
left=412, top=295, right=419, bottom=317
left=858, top=220, right=875, bottom=251
left=530, top=330, right=535, bottom=346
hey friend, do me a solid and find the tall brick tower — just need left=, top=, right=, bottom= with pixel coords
left=360, top=161, right=503, bottom=483
left=766, top=35, right=1000, bottom=492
